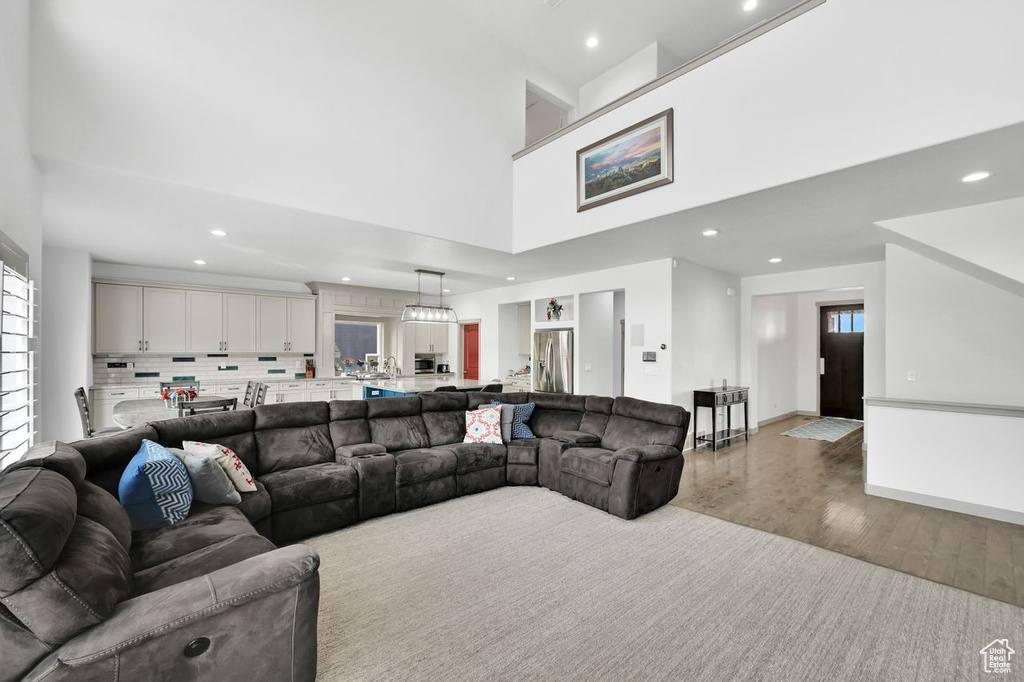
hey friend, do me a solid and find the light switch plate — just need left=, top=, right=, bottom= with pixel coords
left=907, top=370, right=917, bottom=382
left=584, top=363, right=593, bottom=372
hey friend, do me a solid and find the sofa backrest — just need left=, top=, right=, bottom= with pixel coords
left=526, top=392, right=587, bottom=437
left=420, top=392, right=468, bottom=446
left=328, top=400, right=372, bottom=450
left=601, top=397, right=690, bottom=452
left=71, top=425, right=158, bottom=496
left=580, top=396, right=614, bottom=438
left=0, top=444, right=132, bottom=666
left=253, top=402, right=334, bottom=474
left=466, top=391, right=528, bottom=410
left=366, top=397, right=429, bottom=451
left=152, top=410, right=259, bottom=473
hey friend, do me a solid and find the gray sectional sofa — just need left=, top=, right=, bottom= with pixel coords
left=1, top=391, right=688, bottom=681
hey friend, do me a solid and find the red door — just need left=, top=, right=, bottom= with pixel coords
left=463, top=324, right=479, bottom=381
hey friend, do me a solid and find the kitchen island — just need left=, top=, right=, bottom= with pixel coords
left=357, top=375, right=524, bottom=398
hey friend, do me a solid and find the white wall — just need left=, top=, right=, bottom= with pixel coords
left=866, top=403, right=1024, bottom=524
left=30, top=0, right=577, bottom=251
left=741, top=262, right=885, bottom=432
left=577, top=291, right=615, bottom=396
left=512, top=0, right=1024, bottom=252
left=754, top=294, right=798, bottom=423
left=885, top=244, right=1024, bottom=406
left=671, top=260, right=740, bottom=444
left=612, top=290, right=625, bottom=397
left=448, top=260, right=674, bottom=404
left=40, top=247, right=92, bottom=441
left=579, top=43, right=660, bottom=117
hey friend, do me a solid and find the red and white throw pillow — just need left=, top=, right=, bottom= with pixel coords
left=464, top=406, right=503, bottom=445
left=182, top=441, right=257, bottom=492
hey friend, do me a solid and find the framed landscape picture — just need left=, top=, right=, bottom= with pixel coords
left=576, top=108, right=674, bottom=212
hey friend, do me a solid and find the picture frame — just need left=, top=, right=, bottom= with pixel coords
left=576, top=108, right=674, bottom=212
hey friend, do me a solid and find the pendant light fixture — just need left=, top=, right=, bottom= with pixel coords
left=401, top=269, right=459, bottom=324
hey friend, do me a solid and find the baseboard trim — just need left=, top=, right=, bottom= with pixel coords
left=758, top=411, right=796, bottom=427
left=865, top=484, right=1024, bottom=526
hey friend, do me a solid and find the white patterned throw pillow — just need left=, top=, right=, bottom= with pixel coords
left=183, top=440, right=258, bottom=492
left=463, top=405, right=503, bottom=445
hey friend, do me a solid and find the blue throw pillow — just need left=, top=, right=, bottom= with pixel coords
left=119, top=439, right=194, bottom=530
left=491, top=400, right=536, bottom=439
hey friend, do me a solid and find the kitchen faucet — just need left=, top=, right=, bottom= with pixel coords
left=384, top=356, right=400, bottom=378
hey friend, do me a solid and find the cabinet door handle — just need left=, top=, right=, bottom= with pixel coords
left=138, top=340, right=142, bottom=351
left=224, top=341, right=227, bottom=351
left=144, top=340, right=149, bottom=351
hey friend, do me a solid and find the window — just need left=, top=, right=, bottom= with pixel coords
left=827, top=308, right=865, bottom=334
left=0, top=238, right=34, bottom=469
left=334, top=320, right=380, bottom=372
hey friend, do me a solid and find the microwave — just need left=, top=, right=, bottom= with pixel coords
left=414, top=357, right=435, bottom=374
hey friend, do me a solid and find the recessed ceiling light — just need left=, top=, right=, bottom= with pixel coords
left=961, top=171, right=991, bottom=183
left=443, top=288, right=451, bottom=293
left=193, top=259, right=207, bottom=266
left=210, top=229, right=227, bottom=237
left=341, top=277, right=351, bottom=282
left=768, top=257, right=782, bottom=264
left=702, top=229, right=720, bottom=237
left=506, top=276, right=516, bottom=281
left=743, top=0, right=758, bottom=10
left=585, top=36, right=599, bottom=49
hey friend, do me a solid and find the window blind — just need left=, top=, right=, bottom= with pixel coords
left=0, top=262, right=34, bottom=468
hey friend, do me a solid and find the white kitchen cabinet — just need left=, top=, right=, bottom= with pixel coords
left=89, top=387, right=141, bottom=430
left=413, top=324, right=432, bottom=353
left=95, top=284, right=144, bottom=354
left=143, top=288, right=187, bottom=353
left=430, top=324, right=449, bottom=354
left=223, top=293, right=257, bottom=353
left=517, top=304, right=531, bottom=356
left=287, top=298, right=317, bottom=353
left=187, top=290, right=223, bottom=353
left=257, top=296, right=289, bottom=352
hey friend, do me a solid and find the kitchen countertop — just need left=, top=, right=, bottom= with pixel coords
left=92, top=376, right=358, bottom=390
left=359, top=376, right=524, bottom=394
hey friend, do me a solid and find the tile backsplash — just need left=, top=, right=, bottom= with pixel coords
left=93, top=354, right=315, bottom=386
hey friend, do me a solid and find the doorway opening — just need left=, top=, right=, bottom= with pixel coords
left=525, top=83, right=574, bottom=147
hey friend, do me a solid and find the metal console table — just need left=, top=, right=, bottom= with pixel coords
left=693, top=386, right=750, bottom=452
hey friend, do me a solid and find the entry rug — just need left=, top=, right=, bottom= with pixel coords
left=782, top=417, right=863, bottom=442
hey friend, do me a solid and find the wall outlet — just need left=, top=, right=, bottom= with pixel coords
left=907, top=370, right=917, bottom=382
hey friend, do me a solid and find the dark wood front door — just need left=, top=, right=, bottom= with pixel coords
left=463, top=324, right=479, bottom=381
left=819, top=305, right=864, bottom=420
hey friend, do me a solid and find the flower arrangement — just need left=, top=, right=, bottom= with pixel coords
left=546, top=298, right=564, bottom=321
left=161, top=387, right=197, bottom=408
left=343, top=357, right=356, bottom=375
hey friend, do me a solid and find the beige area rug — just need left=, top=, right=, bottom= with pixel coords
left=305, top=487, right=1024, bottom=681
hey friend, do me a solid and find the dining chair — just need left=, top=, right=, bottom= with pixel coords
left=252, top=383, right=270, bottom=407
left=433, top=385, right=458, bottom=392
left=161, top=379, right=201, bottom=393
left=73, top=387, right=125, bottom=439
left=480, top=383, right=503, bottom=393
left=243, top=380, right=259, bottom=407
left=177, top=397, right=238, bottom=418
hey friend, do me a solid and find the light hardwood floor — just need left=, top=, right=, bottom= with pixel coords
left=670, top=415, right=1024, bottom=607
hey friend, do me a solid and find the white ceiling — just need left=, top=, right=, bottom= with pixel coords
left=42, top=123, right=1024, bottom=294
left=437, top=0, right=803, bottom=89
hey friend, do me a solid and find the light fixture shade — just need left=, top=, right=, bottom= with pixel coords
left=402, top=269, right=459, bottom=324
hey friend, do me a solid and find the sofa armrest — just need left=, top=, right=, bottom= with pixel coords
left=25, top=546, right=320, bottom=682
left=613, top=445, right=680, bottom=463
left=336, top=442, right=388, bottom=460
left=553, top=430, right=601, bottom=446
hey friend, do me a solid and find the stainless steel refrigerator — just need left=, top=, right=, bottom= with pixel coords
left=533, top=329, right=573, bottom=393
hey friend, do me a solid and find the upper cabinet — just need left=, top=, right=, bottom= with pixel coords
left=407, top=322, right=449, bottom=354
left=94, top=282, right=315, bottom=355
left=430, top=323, right=449, bottom=354
left=95, top=284, right=144, bottom=353
left=287, top=298, right=317, bottom=354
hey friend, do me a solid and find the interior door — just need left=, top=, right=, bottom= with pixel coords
left=463, top=324, right=479, bottom=381
left=819, top=304, right=865, bottom=420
